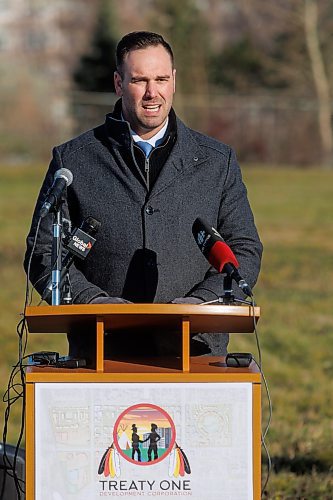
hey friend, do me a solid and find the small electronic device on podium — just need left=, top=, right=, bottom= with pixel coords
left=25, top=303, right=261, bottom=500
left=226, top=352, right=253, bottom=368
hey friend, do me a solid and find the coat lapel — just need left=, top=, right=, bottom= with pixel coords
left=149, top=119, right=207, bottom=198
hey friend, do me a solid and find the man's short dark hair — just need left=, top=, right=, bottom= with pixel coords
left=116, top=31, right=174, bottom=72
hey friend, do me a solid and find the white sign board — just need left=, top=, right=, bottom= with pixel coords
left=35, top=382, right=253, bottom=499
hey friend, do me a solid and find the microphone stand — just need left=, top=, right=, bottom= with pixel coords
left=42, top=216, right=100, bottom=304
left=218, top=275, right=235, bottom=305
left=51, top=200, right=64, bottom=306
left=203, top=275, right=251, bottom=306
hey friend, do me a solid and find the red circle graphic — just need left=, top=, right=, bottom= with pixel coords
left=113, top=403, right=176, bottom=466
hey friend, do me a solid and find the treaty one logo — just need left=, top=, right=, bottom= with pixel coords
left=98, top=403, right=191, bottom=479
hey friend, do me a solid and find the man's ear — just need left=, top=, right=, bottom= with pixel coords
left=114, top=71, right=123, bottom=96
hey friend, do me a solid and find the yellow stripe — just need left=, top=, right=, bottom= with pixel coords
left=174, top=449, right=180, bottom=477
left=109, top=449, right=116, bottom=477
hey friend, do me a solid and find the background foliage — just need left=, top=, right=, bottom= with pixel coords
left=1, top=0, right=333, bottom=164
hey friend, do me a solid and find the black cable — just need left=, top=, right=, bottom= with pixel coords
left=24, top=217, right=42, bottom=311
left=29, top=222, right=63, bottom=306
left=201, top=292, right=272, bottom=496
left=250, top=296, right=272, bottom=498
left=29, top=209, right=67, bottom=307
left=1, top=217, right=42, bottom=499
left=192, top=289, right=272, bottom=495
left=253, top=356, right=273, bottom=497
left=29, top=271, right=50, bottom=306
left=251, top=297, right=262, bottom=369
left=1, top=357, right=30, bottom=498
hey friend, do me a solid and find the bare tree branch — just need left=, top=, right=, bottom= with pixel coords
left=304, top=0, right=333, bottom=164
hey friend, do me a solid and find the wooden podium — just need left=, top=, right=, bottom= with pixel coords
left=25, top=303, right=261, bottom=500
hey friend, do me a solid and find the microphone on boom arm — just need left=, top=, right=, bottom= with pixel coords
left=192, top=217, right=253, bottom=298
left=41, top=216, right=101, bottom=303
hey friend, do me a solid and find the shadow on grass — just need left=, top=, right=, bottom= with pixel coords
left=270, top=455, right=331, bottom=474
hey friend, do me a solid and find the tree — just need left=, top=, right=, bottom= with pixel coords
left=73, top=0, right=119, bottom=92
left=235, top=0, right=333, bottom=166
left=149, top=0, right=211, bottom=95
left=147, top=0, right=212, bottom=129
left=209, top=37, right=271, bottom=92
left=304, top=0, right=332, bottom=166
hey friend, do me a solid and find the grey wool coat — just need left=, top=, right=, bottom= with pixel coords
left=25, top=106, right=263, bottom=360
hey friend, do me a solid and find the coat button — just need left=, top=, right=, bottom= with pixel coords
left=145, top=205, right=154, bottom=215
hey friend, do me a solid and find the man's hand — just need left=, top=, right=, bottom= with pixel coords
left=170, top=297, right=203, bottom=304
left=89, top=296, right=132, bottom=304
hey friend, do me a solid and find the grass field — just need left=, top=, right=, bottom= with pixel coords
left=0, top=165, right=332, bottom=498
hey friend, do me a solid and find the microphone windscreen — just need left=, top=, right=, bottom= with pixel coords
left=81, top=216, right=101, bottom=236
left=192, top=217, right=239, bottom=272
left=208, top=240, right=239, bottom=272
left=54, top=168, right=73, bottom=186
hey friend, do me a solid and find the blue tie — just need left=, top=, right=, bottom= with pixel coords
left=137, top=141, right=153, bottom=158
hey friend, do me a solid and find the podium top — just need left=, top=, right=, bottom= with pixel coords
left=25, top=303, right=260, bottom=334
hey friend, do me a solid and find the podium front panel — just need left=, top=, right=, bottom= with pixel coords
left=32, top=381, right=255, bottom=499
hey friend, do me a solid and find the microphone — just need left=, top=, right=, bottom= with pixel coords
left=192, top=217, right=253, bottom=297
left=63, top=216, right=101, bottom=260
left=39, top=168, right=73, bottom=218
left=42, top=216, right=101, bottom=303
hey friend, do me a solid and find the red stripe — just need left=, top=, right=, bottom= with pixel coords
left=104, top=449, right=111, bottom=477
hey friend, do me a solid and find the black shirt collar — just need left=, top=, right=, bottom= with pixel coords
left=104, top=99, right=177, bottom=148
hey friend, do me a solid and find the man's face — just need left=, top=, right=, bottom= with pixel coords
left=114, top=45, right=176, bottom=139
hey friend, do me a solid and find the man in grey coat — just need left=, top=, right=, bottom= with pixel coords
left=24, top=31, right=262, bottom=360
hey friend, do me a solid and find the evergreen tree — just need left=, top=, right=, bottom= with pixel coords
left=73, top=0, right=118, bottom=92
left=209, top=38, right=276, bottom=92
left=149, top=0, right=211, bottom=95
